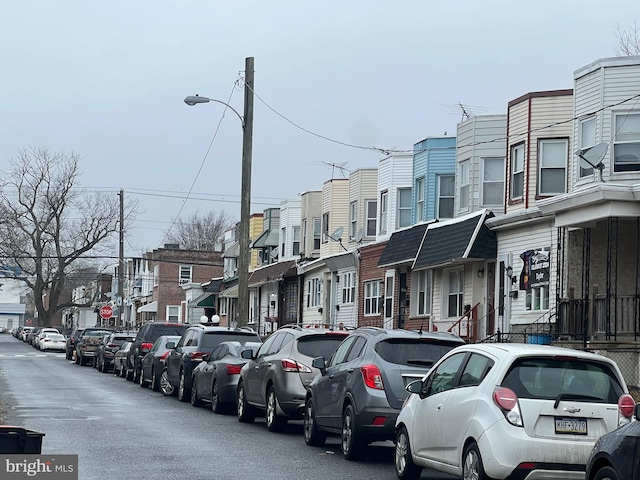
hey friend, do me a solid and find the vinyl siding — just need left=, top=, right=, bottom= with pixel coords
left=300, top=191, right=322, bottom=258
left=377, top=154, right=412, bottom=241
left=348, top=168, right=378, bottom=246
left=279, top=200, right=301, bottom=260
left=321, top=179, right=350, bottom=258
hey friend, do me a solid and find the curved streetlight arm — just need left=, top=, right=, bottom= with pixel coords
left=184, top=95, right=245, bottom=128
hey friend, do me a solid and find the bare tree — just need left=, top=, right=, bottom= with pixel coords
left=165, top=210, right=235, bottom=250
left=614, top=20, right=640, bottom=56
left=0, top=147, right=137, bottom=327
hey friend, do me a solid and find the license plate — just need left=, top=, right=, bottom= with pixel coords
left=554, top=417, right=587, bottom=435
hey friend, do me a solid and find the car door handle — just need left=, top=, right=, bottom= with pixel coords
left=329, top=375, right=335, bottom=379
left=347, top=369, right=353, bottom=374
left=254, top=366, right=259, bottom=370
left=436, top=404, right=443, bottom=410
left=267, top=363, right=272, bottom=367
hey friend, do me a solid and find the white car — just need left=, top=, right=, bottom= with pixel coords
left=394, top=343, right=635, bottom=480
left=39, top=333, right=67, bottom=352
left=34, top=328, right=60, bottom=349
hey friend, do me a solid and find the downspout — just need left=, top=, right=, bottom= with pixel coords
left=525, top=97, right=532, bottom=209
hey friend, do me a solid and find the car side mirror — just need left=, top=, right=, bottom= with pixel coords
left=405, top=379, right=423, bottom=394
left=166, top=341, right=176, bottom=349
left=241, top=349, right=254, bottom=360
left=201, top=354, right=210, bottom=362
left=311, top=357, right=327, bottom=375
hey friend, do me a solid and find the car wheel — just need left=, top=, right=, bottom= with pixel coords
left=125, top=364, right=134, bottom=381
left=191, top=378, right=204, bottom=407
left=303, top=398, right=326, bottom=446
left=150, top=367, right=160, bottom=392
left=132, top=365, right=140, bottom=384
left=178, top=370, right=190, bottom=403
left=463, top=442, right=487, bottom=480
left=139, top=368, right=146, bottom=388
left=594, top=466, right=621, bottom=480
left=237, top=382, right=255, bottom=423
left=266, top=386, right=287, bottom=432
left=211, top=380, right=223, bottom=414
left=160, top=369, right=175, bottom=397
left=395, top=426, right=421, bottom=480
left=341, top=404, right=364, bottom=461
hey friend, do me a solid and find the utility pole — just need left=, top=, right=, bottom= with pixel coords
left=237, top=56, right=254, bottom=328
left=118, top=189, right=125, bottom=330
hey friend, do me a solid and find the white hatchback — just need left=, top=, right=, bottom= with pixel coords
left=394, top=343, right=634, bottom=480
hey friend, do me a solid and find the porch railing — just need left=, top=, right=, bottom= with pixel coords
left=447, top=303, right=480, bottom=343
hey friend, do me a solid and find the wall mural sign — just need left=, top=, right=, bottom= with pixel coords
left=520, top=249, right=550, bottom=291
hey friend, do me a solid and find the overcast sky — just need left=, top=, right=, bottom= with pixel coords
left=1, top=1, right=637, bottom=257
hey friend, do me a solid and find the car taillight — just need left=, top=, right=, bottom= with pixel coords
left=493, top=387, right=523, bottom=427
left=281, top=359, right=313, bottom=373
left=189, top=351, right=207, bottom=361
left=225, top=364, right=242, bottom=375
left=361, top=365, right=384, bottom=390
left=618, top=394, right=635, bottom=422
left=141, top=342, right=154, bottom=353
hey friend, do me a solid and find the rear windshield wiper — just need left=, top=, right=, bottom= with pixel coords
left=406, top=359, right=434, bottom=366
left=553, top=393, right=603, bottom=409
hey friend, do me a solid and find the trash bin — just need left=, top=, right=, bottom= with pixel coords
left=526, top=333, right=553, bottom=345
left=0, top=426, right=45, bottom=453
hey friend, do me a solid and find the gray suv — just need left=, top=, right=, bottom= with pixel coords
left=237, top=325, right=350, bottom=432
left=303, top=327, right=464, bottom=460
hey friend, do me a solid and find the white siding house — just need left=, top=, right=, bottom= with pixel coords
left=376, top=153, right=413, bottom=241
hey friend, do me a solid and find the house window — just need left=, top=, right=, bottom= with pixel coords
left=482, top=157, right=505, bottom=206
left=379, top=191, right=388, bottom=234
left=579, top=117, right=596, bottom=177
left=153, top=264, right=159, bottom=287
left=349, top=201, right=357, bottom=239
left=613, top=112, right=640, bottom=172
left=415, top=177, right=425, bottom=222
left=397, top=187, right=412, bottom=228
left=437, top=175, right=454, bottom=219
left=412, top=270, right=432, bottom=316
left=364, top=280, right=382, bottom=316
left=539, top=139, right=567, bottom=195
left=167, top=305, right=180, bottom=322
left=366, top=200, right=377, bottom=237
left=307, top=277, right=322, bottom=308
left=511, top=143, right=524, bottom=199
left=459, top=160, right=470, bottom=210
left=525, top=248, right=551, bottom=312
left=321, top=213, right=329, bottom=244
left=179, top=265, right=192, bottom=284
left=292, top=226, right=300, bottom=256
left=219, top=298, right=227, bottom=315
left=281, top=227, right=286, bottom=258
left=341, top=272, right=355, bottom=304
left=446, top=269, right=464, bottom=318
left=313, top=218, right=321, bottom=250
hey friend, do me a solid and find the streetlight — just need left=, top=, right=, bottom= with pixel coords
left=184, top=57, right=254, bottom=328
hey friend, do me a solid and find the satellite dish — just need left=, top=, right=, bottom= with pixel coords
left=329, top=226, right=344, bottom=241
left=354, top=228, right=365, bottom=243
left=270, top=248, right=279, bottom=260
left=575, top=142, right=608, bottom=176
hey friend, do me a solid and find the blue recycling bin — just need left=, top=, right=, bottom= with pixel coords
left=526, top=333, right=553, bottom=345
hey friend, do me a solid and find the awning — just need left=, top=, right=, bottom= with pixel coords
left=323, top=251, right=357, bottom=271
left=192, top=293, right=216, bottom=308
left=378, top=222, right=432, bottom=268
left=137, top=301, right=158, bottom=313
left=412, top=210, right=496, bottom=270
left=223, top=241, right=239, bottom=258
left=248, top=260, right=296, bottom=287
left=251, top=229, right=279, bottom=248
left=221, top=285, right=238, bottom=298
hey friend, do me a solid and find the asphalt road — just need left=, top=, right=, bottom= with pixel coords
left=0, top=334, right=456, bottom=480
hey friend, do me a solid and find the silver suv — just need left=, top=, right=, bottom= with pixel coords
left=237, top=325, right=350, bottom=432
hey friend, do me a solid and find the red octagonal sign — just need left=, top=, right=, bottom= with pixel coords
left=99, top=305, right=113, bottom=319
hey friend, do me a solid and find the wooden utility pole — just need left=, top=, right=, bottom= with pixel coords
left=237, top=57, right=254, bottom=328
left=118, top=189, right=125, bottom=329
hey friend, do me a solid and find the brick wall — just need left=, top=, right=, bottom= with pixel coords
left=357, top=242, right=386, bottom=327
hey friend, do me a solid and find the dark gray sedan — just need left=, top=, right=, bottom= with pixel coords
left=139, top=335, right=183, bottom=394
left=190, top=341, right=262, bottom=413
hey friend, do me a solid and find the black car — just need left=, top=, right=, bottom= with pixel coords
left=166, top=324, right=262, bottom=403
left=113, top=341, right=133, bottom=378
left=95, top=332, right=137, bottom=373
left=304, top=327, right=465, bottom=460
left=586, top=403, right=640, bottom=480
left=126, top=322, right=190, bottom=384
left=65, top=328, right=84, bottom=360
left=139, top=335, right=183, bottom=394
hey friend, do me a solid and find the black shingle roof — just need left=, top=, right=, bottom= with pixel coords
left=377, top=223, right=430, bottom=268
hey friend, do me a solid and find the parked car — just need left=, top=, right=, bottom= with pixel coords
left=19, top=326, right=35, bottom=342
left=190, top=340, right=262, bottom=413
left=75, top=328, right=115, bottom=366
left=586, top=403, right=640, bottom=480
left=96, top=332, right=137, bottom=373
left=38, top=333, right=66, bottom=352
left=139, top=335, right=182, bottom=394
left=27, top=327, right=45, bottom=345
left=303, top=327, right=464, bottom=459
left=113, top=341, right=133, bottom=378
left=126, top=322, right=190, bottom=384
left=65, top=328, right=85, bottom=360
left=166, top=323, right=262, bottom=403
left=394, top=343, right=635, bottom=480
left=237, top=325, right=350, bottom=432
left=33, top=328, right=60, bottom=349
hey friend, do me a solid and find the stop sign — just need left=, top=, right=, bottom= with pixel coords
left=99, top=305, right=113, bottom=319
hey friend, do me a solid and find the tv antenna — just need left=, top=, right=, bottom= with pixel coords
left=575, top=142, right=608, bottom=183
left=326, top=226, right=347, bottom=251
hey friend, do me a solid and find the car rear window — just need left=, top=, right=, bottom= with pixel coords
left=296, top=334, right=349, bottom=359
left=202, top=332, right=261, bottom=349
left=148, top=326, right=189, bottom=342
left=375, top=339, right=462, bottom=367
left=501, top=357, right=625, bottom=404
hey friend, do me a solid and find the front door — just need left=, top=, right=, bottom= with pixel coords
left=384, top=271, right=395, bottom=329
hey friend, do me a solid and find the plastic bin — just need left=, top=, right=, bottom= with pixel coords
left=526, top=333, right=553, bottom=345
left=0, top=426, right=45, bottom=453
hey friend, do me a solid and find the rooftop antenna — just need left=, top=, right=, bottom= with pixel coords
left=326, top=226, right=347, bottom=251
left=575, top=142, right=608, bottom=183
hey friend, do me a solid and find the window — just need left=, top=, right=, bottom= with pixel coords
left=415, top=177, right=425, bottom=222
left=307, top=277, right=322, bottom=308
left=539, top=139, right=567, bottom=195
left=384, top=274, right=394, bottom=318
left=379, top=191, right=388, bottom=234
left=437, top=175, right=454, bottom=219
left=613, top=112, right=640, bottom=172
left=426, top=352, right=466, bottom=395
left=179, top=265, right=192, bottom=284
left=313, top=218, right=321, bottom=250
left=281, top=227, right=286, bottom=258
left=302, top=219, right=307, bottom=254
left=321, top=213, right=329, bottom=244
left=511, top=143, right=524, bottom=199
left=292, top=226, right=300, bottom=256
left=366, top=200, right=377, bottom=237
left=153, top=264, right=159, bottom=287
left=341, top=272, right=355, bottom=304
left=579, top=117, right=596, bottom=177
left=329, top=336, right=357, bottom=367
left=459, top=160, right=470, bottom=210
left=219, top=297, right=227, bottom=315
left=167, top=306, right=180, bottom=322
left=525, top=247, right=550, bottom=312
left=364, top=280, right=382, bottom=315
left=349, top=201, right=357, bottom=239
left=413, top=270, right=432, bottom=316
left=459, top=354, right=494, bottom=387
left=446, top=269, right=464, bottom=318
left=482, top=157, right=505, bottom=206
left=397, top=187, right=412, bottom=228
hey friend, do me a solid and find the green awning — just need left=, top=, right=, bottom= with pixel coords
left=194, top=293, right=216, bottom=308
left=251, top=229, right=279, bottom=248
